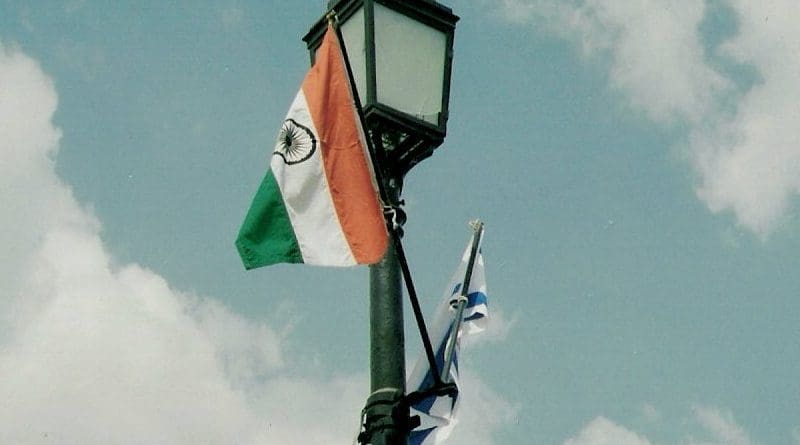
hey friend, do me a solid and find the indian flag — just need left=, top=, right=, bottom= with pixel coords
left=236, top=25, right=388, bottom=269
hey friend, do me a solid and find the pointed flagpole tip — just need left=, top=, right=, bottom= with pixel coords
left=469, top=219, right=484, bottom=231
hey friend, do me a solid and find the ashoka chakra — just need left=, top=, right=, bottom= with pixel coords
left=274, top=118, right=316, bottom=165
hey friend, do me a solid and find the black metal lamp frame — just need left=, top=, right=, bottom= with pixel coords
left=303, top=0, right=458, bottom=180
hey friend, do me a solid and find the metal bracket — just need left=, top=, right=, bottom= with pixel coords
left=358, top=388, right=412, bottom=444
left=357, top=383, right=459, bottom=444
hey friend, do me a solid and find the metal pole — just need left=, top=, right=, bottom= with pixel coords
left=362, top=179, right=407, bottom=445
left=441, top=220, right=483, bottom=382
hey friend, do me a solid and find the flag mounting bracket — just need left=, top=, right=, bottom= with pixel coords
left=357, top=388, right=417, bottom=444
left=404, top=382, right=459, bottom=406
left=357, top=383, right=459, bottom=444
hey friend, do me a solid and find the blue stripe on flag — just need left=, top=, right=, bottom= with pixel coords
left=412, top=327, right=452, bottom=414
left=466, top=291, right=487, bottom=308
left=409, top=427, right=436, bottom=445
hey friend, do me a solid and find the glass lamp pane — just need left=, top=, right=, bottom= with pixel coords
left=339, top=6, right=367, bottom=104
left=374, top=3, right=447, bottom=125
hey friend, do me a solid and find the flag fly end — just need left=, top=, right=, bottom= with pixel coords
left=235, top=26, right=387, bottom=269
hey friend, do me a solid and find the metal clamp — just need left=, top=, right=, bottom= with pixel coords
left=357, top=388, right=412, bottom=444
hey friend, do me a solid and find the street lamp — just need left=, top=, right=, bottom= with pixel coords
left=304, top=1, right=458, bottom=444
left=304, top=0, right=458, bottom=180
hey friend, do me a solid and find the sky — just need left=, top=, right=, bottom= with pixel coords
left=1, top=0, right=800, bottom=444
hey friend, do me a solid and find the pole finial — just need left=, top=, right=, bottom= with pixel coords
left=469, top=219, right=484, bottom=232
left=326, top=11, right=337, bottom=26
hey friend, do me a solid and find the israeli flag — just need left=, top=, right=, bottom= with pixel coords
left=407, top=229, right=487, bottom=445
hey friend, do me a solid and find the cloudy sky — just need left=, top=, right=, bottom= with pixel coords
left=2, top=0, right=799, bottom=444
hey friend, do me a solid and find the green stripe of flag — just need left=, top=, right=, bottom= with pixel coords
left=235, top=169, right=303, bottom=269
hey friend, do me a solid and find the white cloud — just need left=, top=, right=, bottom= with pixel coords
left=494, top=0, right=800, bottom=236
left=692, top=405, right=754, bottom=445
left=562, top=406, right=757, bottom=445
left=0, top=42, right=512, bottom=444
left=691, top=0, right=800, bottom=236
left=0, top=42, right=280, bottom=443
left=446, top=372, right=519, bottom=445
left=0, top=41, right=68, bottom=327
left=563, top=417, right=652, bottom=445
left=497, top=0, right=728, bottom=124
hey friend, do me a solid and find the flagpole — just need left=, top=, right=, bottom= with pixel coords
left=440, top=220, right=484, bottom=382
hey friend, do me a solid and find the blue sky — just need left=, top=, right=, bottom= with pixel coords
left=2, top=1, right=800, bottom=444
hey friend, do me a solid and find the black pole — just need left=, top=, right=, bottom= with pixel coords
left=369, top=232, right=405, bottom=393
left=361, top=178, right=408, bottom=445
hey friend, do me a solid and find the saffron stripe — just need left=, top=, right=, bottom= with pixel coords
left=302, top=27, right=387, bottom=264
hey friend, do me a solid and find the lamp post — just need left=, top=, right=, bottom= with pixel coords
left=304, top=1, right=458, bottom=443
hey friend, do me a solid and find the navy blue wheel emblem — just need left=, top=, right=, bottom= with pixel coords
left=274, top=118, right=316, bottom=165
